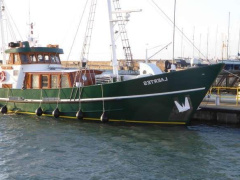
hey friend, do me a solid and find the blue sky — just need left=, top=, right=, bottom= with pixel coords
left=4, top=0, right=240, bottom=61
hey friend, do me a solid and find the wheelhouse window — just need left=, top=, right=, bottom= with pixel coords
left=50, top=55, right=56, bottom=63
left=55, top=55, right=60, bottom=63
left=49, top=54, right=60, bottom=64
left=61, top=75, right=69, bottom=88
left=7, top=54, right=14, bottom=64
left=42, top=75, right=49, bottom=88
left=15, top=54, right=21, bottom=64
left=38, top=54, right=44, bottom=62
left=51, top=75, right=58, bottom=88
left=44, top=55, right=50, bottom=63
left=7, top=54, right=21, bottom=64
left=32, top=75, right=39, bottom=89
left=29, top=54, right=37, bottom=63
left=20, top=54, right=28, bottom=63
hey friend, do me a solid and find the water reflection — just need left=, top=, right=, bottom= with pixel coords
left=0, top=115, right=240, bottom=179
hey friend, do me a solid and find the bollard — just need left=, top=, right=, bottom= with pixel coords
left=215, top=95, right=220, bottom=105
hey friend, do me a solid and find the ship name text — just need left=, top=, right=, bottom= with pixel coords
left=143, top=77, right=168, bottom=86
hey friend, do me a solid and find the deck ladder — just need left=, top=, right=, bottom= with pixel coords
left=112, top=0, right=134, bottom=70
left=80, top=0, right=97, bottom=66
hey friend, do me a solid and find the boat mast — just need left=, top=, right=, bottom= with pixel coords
left=27, top=1, right=37, bottom=47
left=227, top=12, right=230, bottom=59
left=206, top=27, right=209, bottom=60
left=0, top=0, right=6, bottom=64
left=172, top=0, right=176, bottom=65
left=238, top=28, right=240, bottom=57
left=192, top=26, right=195, bottom=60
left=181, top=28, right=183, bottom=58
left=170, top=0, right=177, bottom=71
left=80, top=0, right=97, bottom=67
left=107, top=0, right=119, bottom=78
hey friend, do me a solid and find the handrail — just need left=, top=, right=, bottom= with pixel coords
left=207, top=86, right=240, bottom=105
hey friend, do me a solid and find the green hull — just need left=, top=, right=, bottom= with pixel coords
left=0, top=64, right=224, bottom=125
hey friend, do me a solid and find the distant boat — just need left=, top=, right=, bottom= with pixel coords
left=0, top=0, right=224, bottom=125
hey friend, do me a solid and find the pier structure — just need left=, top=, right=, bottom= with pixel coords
left=193, top=86, right=240, bottom=124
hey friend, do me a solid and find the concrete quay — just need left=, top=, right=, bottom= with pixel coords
left=193, top=101, right=240, bottom=124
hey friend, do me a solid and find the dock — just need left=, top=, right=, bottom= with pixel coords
left=193, top=91, right=240, bottom=124
left=193, top=102, right=240, bottom=124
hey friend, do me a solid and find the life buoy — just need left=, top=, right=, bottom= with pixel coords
left=0, top=71, right=6, bottom=82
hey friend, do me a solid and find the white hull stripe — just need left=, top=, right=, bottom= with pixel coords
left=0, top=87, right=205, bottom=103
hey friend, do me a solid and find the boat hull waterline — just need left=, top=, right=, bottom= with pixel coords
left=0, top=64, right=224, bottom=125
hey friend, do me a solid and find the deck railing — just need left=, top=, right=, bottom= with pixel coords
left=207, top=86, right=240, bottom=105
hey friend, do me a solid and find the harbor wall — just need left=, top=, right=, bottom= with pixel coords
left=192, top=105, right=240, bottom=124
left=61, top=59, right=166, bottom=71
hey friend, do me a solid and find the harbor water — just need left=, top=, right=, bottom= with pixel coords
left=0, top=114, right=240, bottom=180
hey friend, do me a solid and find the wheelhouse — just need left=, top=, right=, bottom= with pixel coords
left=1, top=41, right=102, bottom=89
left=5, top=42, right=62, bottom=65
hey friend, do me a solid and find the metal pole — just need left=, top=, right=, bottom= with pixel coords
left=172, top=0, right=176, bottom=64
left=227, top=12, right=230, bottom=60
left=107, top=0, right=119, bottom=78
left=238, top=28, right=240, bottom=56
left=0, top=0, right=6, bottom=64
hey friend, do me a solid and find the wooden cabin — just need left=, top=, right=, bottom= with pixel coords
left=0, top=41, right=102, bottom=89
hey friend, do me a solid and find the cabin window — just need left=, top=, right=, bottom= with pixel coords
left=29, top=54, right=37, bottom=63
left=44, top=55, right=50, bottom=63
left=20, top=54, right=28, bottom=63
left=7, top=54, right=14, bottom=64
left=55, top=55, right=60, bottom=63
left=50, top=55, right=56, bottom=63
left=32, top=75, right=39, bottom=89
left=38, top=54, right=44, bottom=62
left=61, top=75, right=69, bottom=88
left=10, top=53, right=21, bottom=64
left=5, top=54, right=9, bottom=63
left=15, top=54, right=21, bottom=64
left=42, top=75, right=49, bottom=88
left=51, top=75, right=58, bottom=88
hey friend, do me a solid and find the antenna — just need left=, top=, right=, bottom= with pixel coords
left=26, top=0, right=38, bottom=47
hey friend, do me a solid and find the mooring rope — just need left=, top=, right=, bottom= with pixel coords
left=101, top=84, right=105, bottom=112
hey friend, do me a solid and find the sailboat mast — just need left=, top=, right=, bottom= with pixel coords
left=0, top=0, right=6, bottom=64
left=107, top=0, right=119, bottom=78
left=227, top=12, right=230, bottom=59
left=238, top=28, right=240, bottom=56
left=206, top=28, right=209, bottom=60
left=172, top=0, right=176, bottom=64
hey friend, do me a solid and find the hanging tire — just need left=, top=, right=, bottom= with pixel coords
left=76, top=110, right=84, bottom=120
left=0, top=105, right=7, bottom=114
left=100, top=112, right=109, bottom=123
left=35, top=107, right=43, bottom=116
left=52, top=108, right=60, bottom=118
